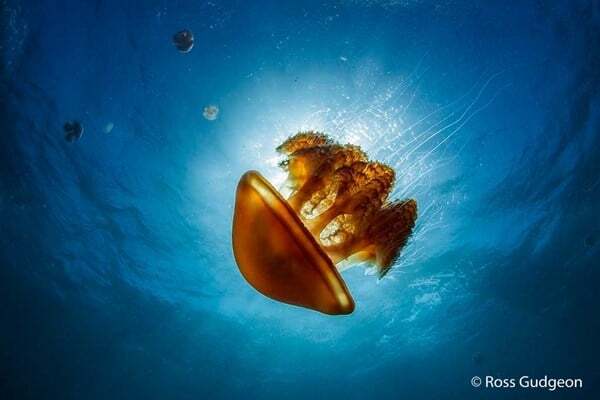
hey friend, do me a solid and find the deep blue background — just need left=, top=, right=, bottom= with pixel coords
left=1, top=1, right=599, bottom=399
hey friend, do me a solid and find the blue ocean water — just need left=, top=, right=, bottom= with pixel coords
left=1, top=0, right=599, bottom=398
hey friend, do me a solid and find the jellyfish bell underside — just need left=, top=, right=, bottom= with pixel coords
left=232, top=131, right=417, bottom=315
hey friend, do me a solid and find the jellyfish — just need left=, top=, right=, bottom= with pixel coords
left=203, top=105, right=219, bottom=121
left=64, top=121, right=83, bottom=142
left=232, top=131, right=418, bottom=315
left=172, top=29, right=194, bottom=53
left=104, top=122, right=114, bottom=134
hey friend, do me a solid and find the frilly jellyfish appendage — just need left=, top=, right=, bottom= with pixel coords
left=232, top=131, right=417, bottom=315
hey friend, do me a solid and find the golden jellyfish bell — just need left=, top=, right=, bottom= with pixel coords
left=232, top=131, right=418, bottom=315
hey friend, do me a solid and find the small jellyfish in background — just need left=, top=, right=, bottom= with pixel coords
left=232, top=131, right=418, bottom=315
left=172, top=29, right=194, bottom=53
left=203, top=105, right=219, bottom=121
left=103, top=122, right=114, bottom=134
left=64, top=121, right=83, bottom=142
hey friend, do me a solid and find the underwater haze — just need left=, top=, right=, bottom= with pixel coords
left=1, top=0, right=599, bottom=399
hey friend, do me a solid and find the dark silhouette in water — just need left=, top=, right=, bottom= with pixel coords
left=172, top=30, right=194, bottom=53
left=64, top=121, right=83, bottom=142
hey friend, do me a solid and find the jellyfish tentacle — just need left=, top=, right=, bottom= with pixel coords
left=320, top=199, right=417, bottom=275
left=310, top=164, right=392, bottom=233
left=366, top=199, right=418, bottom=277
left=276, top=130, right=334, bottom=154
left=285, top=143, right=367, bottom=211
